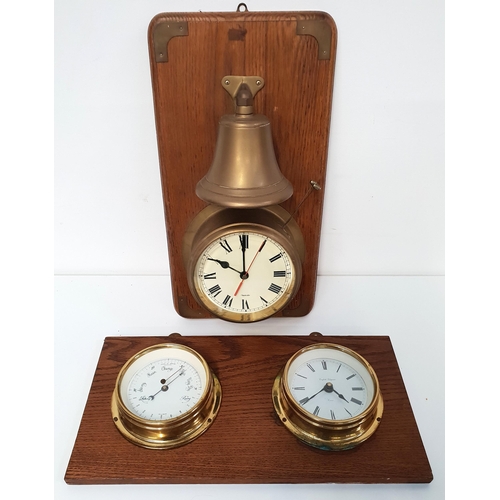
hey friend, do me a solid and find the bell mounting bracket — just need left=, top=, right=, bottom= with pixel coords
left=221, top=76, right=265, bottom=100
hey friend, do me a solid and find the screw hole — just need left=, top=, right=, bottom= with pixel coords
left=282, top=417, right=287, bottom=423
left=113, top=417, right=118, bottom=422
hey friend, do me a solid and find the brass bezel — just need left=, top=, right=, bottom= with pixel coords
left=183, top=205, right=305, bottom=322
left=111, top=343, right=222, bottom=449
left=272, top=343, right=384, bottom=451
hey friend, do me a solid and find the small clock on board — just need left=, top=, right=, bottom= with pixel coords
left=272, top=343, right=384, bottom=450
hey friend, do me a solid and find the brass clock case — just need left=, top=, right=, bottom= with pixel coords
left=183, top=205, right=305, bottom=323
left=272, top=343, right=384, bottom=451
left=111, top=343, right=222, bottom=450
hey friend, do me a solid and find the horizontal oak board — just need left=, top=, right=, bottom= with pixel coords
left=65, top=334, right=432, bottom=484
left=148, top=11, right=337, bottom=318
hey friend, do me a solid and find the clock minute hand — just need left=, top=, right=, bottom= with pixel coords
left=301, top=386, right=326, bottom=405
left=239, top=234, right=248, bottom=273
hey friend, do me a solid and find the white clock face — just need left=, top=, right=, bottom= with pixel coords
left=285, top=347, right=375, bottom=421
left=119, top=346, right=208, bottom=421
left=194, top=231, right=295, bottom=319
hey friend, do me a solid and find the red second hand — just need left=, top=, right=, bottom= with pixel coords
left=234, top=240, right=266, bottom=296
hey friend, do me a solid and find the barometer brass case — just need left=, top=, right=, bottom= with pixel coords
left=111, top=343, right=222, bottom=449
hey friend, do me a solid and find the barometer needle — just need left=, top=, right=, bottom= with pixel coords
left=148, top=366, right=185, bottom=400
left=149, top=388, right=165, bottom=400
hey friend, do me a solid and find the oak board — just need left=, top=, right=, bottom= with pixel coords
left=65, top=334, right=433, bottom=484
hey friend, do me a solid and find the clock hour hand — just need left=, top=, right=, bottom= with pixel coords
left=330, top=385, right=349, bottom=403
left=207, top=257, right=241, bottom=274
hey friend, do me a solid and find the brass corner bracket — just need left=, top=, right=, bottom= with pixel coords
left=153, top=21, right=188, bottom=62
left=296, top=20, right=332, bottom=60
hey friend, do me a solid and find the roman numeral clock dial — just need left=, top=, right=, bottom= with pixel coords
left=197, top=231, right=292, bottom=318
left=187, top=224, right=303, bottom=322
left=183, top=205, right=305, bottom=322
left=272, top=343, right=384, bottom=451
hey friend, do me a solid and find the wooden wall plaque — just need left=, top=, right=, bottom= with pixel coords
left=65, top=334, right=433, bottom=484
left=148, top=10, right=337, bottom=318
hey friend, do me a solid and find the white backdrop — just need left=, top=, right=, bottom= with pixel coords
left=55, top=0, right=444, bottom=277
left=53, top=1, right=445, bottom=499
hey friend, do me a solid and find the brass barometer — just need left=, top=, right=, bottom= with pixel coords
left=272, top=343, right=383, bottom=450
left=111, top=343, right=221, bottom=449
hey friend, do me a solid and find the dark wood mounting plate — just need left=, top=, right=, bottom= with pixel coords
left=65, top=334, right=433, bottom=484
left=148, top=11, right=337, bottom=318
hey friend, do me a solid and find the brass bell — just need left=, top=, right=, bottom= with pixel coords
left=196, top=77, right=293, bottom=208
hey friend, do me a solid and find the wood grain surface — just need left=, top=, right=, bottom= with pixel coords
left=65, top=334, right=433, bottom=484
left=148, top=11, right=337, bottom=318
